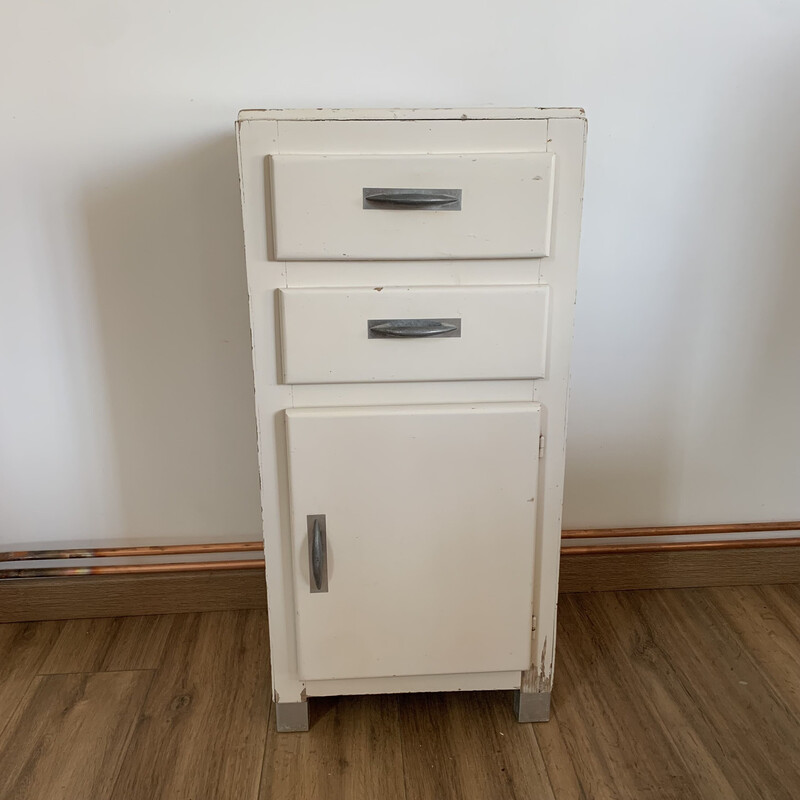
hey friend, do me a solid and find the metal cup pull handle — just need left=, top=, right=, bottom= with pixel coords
left=308, top=515, right=328, bottom=593
left=363, top=188, right=462, bottom=210
left=368, top=318, right=462, bottom=339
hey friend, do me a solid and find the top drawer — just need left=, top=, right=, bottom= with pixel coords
left=269, top=152, right=555, bottom=261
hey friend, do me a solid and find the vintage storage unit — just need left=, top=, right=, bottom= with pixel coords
left=236, top=108, right=587, bottom=731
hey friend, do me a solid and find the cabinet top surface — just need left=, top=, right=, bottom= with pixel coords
left=237, top=107, right=586, bottom=122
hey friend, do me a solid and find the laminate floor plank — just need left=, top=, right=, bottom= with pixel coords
left=554, top=594, right=705, bottom=800
left=39, top=613, right=175, bottom=674
left=776, top=582, right=800, bottom=609
left=621, top=588, right=800, bottom=800
left=586, top=591, right=742, bottom=800
left=759, top=583, right=800, bottom=645
left=0, top=620, right=62, bottom=736
left=478, top=691, right=556, bottom=800
left=260, top=694, right=406, bottom=800
left=532, top=706, right=587, bottom=800
left=0, top=670, right=151, bottom=800
left=706, top=584, right=800, bottom=713
left=398, top=690, right=555, bottom=800
left=110, top=610, right=269, bottom=800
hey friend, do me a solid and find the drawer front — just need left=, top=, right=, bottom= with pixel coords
left=278, top=284, right=549, bottom=384
left=269, top=152, right=555, bottom=260
left=285, top=402, right=540, bottom=681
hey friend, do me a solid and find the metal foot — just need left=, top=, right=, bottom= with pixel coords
left=514, top=690, right=551, bottom=723
left=275, top=700, right=309, bottom=732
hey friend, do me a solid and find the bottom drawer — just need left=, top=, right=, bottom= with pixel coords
left=285, top=401, right=541, bottom=681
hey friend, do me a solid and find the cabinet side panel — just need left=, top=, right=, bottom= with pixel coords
left=237, top=119, right=305, bottom=704
left=527, top=117, right=588, bottom=693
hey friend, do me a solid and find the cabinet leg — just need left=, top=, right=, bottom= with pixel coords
left=275, top=700, right=309, bottom=732
left=514, top=690, right=551, bottom=723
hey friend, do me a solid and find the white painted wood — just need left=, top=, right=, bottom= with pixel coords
left=305, top=670, right=521, bottom=697
left=239, top=108, right=585, bottom=122
left=237, top=118, right=306, bottom=706
left=285, top=402, right=541, bottom=681
left=237, top=109, right=586, bottom=709
left=285, top=258, right=541, bottom=289
left=269, top=153, right=555, bottom=260
left=290, top=379, right=536, bottom=409
left=272, top=119, right=548, bottom=158
left=278, top=285, right=549, bottom=384
left=525, top=117, right=589, bottom=696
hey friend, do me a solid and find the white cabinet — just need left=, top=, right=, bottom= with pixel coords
left=236, top=107, right=587, bottom=732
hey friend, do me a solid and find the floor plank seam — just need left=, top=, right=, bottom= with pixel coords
left=395, top=699, right=410, bottom=800
left=105, top=638, right=177, bottom=800
left=36, top=668, right=159, bottom=677
left=105, top=670, right=158, bottom=800
left=255, top=699, right=275, bottom=799
left=534, top=711, right=576, bottom=800
left=0, top=678, right=35, bottom=743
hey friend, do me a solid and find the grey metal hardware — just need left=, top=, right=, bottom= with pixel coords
left=308, top=514, right=328, bottom=593
left=514, top=690, right=551, bottom=723
left=275, top=701, right=309, bottom=732
left=363, top=188, right=462, bottom=210
left=368, top=318, right=462, bottom=339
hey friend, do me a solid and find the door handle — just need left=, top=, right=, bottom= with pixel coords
left=307, top=515, right=328, bottom=593
left=367, top=318, right=462, bottom=339
left=363, top=188, right=462, bottom=210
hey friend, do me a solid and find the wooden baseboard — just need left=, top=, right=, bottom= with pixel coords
left=558, top=546, right=800, bottom=592
left=3, top=547, right=800, bottom=622
left=0, top=569, right=267, bottom=624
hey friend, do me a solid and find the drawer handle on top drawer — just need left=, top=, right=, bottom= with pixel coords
left=367, top=318, right=461, bottom=339
left=362, top=188, right=462, bottom=210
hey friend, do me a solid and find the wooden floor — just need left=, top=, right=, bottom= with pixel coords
left=1, top=585, right=799, bottom=799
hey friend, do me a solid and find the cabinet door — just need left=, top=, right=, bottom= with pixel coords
left=285, top=402, right=541, bottom=681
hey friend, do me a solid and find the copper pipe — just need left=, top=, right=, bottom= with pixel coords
left=0, top=558, right=266, bottom=580
left=4, top=519, right=800, bottom=576
left=561, top=521, right=800, bottom=540
left=562, top=537, right=800, bottom=556
left=0, top=541, right=263, bottom=563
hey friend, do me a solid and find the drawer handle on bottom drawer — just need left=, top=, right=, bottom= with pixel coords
left=368, top=319, right=461, bottom=338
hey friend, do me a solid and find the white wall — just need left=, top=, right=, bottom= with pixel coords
left=2, top=0, right=799, bottom=549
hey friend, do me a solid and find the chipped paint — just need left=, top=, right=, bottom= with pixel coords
left=537, top=638, right=552, bottom=692
left=521, top=635, right=553, bottom=694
